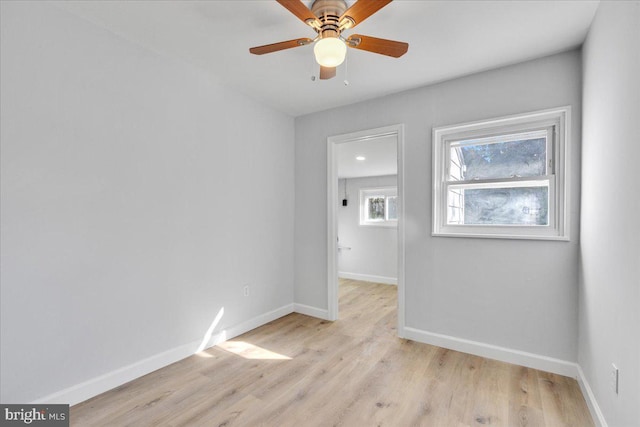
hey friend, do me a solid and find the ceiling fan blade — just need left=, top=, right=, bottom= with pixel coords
left=319, top=66, right=336, bottom=80
left=249, top=38, right=313, bottom=55
left=276, top=0, right=322, bottom=28
left=339, top=0, right=392, bottom=29
left=346, top=34, right=408, bottom=58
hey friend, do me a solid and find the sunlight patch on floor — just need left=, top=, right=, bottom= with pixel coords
left=217, top=341, right=291, bottom=360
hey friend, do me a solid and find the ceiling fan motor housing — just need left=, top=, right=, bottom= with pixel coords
left=310, top=0, right=351, bottom=38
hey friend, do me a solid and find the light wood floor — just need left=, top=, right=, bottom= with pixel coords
left=71, top=279, right=594, bottom=426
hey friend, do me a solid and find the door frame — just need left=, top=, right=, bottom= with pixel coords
left=326, top=124, right=405, bottom=337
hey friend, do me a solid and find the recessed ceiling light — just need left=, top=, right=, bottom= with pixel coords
left=356, top=156, right=366, bottom=161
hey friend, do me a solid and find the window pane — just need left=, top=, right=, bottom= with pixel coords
left=367, top=197, right=385, bottom=221
left=448, top=186, right=548, bottom=225
left=449, top=134, right=547, bottom=181
left=386, top=196, right=397, bottom=220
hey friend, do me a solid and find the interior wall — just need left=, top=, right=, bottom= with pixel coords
left=295, top=50, right=582, bottom=362
left=579, top=2, right=640, bottom=425
left=338, top=175, right=398, bottom=284
left=0, top=2, right=294, bottom=403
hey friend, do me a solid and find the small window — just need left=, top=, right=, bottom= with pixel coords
left=360, top=187, right=397, bottom=226
left=433, top=107, right=570, bottom=240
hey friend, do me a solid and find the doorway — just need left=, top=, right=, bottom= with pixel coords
left=327, top=124, right=405, bottom=337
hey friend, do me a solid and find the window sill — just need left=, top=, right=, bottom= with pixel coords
left=432, top=230, right=569, bottom=241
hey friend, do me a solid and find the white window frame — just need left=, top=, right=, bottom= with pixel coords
left=432, top=106, right=570, bottom=240
left=360, top=187, right=398, bottom=227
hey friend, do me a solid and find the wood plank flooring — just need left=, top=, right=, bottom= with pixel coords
left=71, top=279, right=594, bottom=426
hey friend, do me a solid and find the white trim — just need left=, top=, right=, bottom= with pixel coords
left=293, top=303, right=331, bottom=320
left=403, top=326, right=578, bottom=377
left=327, top=124, right=405, bottom=332
left=31, top=304, right=294, bottom=406
left=327, top=135, right=339, bottom=322
left=396, top=128, right=406, bottom=338
left=338, top=272, right=397, bottom=285
left=577, top=365, right=609, bottom=427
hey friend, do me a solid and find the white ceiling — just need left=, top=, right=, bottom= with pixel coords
left=337, top=134, right=397, bottom=178
left=54, top=0, right=599, bottom=117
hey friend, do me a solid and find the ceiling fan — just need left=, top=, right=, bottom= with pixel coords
left=249, top=0, right=409, bottom=80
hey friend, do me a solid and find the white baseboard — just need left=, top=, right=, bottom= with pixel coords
left=403, top=326, right=578, bottom=377
left=32, top=304, right=295, bottom=406
left=577, top=365, right=608, bottom=427
left=293, top=303, right=330, bottom=320
left=224, top=304, right=294, bottom=340
left=338, top=272, right=397, bottom=285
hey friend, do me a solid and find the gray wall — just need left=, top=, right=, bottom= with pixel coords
left=0, top=2, right=294, bottom=403
left=338, top=176, right=398, bottom=283
left=295, top=50, right=582, bottom=362
left=580, top=2, right=640, bottom=425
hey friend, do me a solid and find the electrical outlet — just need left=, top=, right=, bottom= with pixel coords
left=243, top=285, right=250, bottom=297
left=611, top=363, right=619, bottom=394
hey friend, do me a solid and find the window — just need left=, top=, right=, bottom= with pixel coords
left=360, top=187, right=397, bottom=226
left=432, top=107, right=570, bottom=240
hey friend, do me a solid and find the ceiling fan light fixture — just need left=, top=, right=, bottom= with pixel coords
left=249, top=0, right=407, bottom=80
left=314, top=37, right=347, bottom=67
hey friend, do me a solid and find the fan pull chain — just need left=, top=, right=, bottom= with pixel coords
left=343, top=55, right=349, bottom=86
left=310, top=53, right=317, bottom=81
